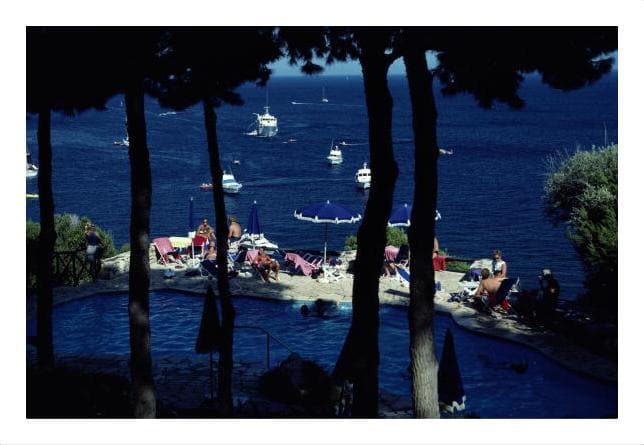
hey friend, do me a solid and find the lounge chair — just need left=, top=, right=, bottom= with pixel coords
left=190, top=235, right=208, bottom=259
left=479, top=277, right=519, bottom=312
left=284, top=252, right=321, bottom=277
left=153, top=237, right=183, bottom=265
left=395, top=265, right=441, bottom=292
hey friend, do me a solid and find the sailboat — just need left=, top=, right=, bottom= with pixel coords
left=113, top=120, right=129, bottom=147
left=322, top=86, right=329, bottom=103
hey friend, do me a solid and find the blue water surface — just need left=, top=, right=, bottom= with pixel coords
left=35, top=291, right=617, bottom=419
left=26, top=73, right=618, bottom=301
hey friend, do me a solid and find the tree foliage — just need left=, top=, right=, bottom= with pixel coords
left=26, top=215, right=117, bottom=290
left=544, top=145, right=617, bottom=319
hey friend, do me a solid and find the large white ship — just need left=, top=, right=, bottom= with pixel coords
left=247, top=106, right=278, bottom=138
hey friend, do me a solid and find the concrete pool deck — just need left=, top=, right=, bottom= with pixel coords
left=32, top=248, right=616, bottom=385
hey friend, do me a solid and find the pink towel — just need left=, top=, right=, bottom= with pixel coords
left=384, top=246, right=400, bottom=262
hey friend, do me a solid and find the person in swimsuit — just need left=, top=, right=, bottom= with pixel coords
left=84, top=223, right=103, bottom=279
left=228, top=215, right=242, bottom=243
left=491, top=249, right=507, bottom=278
left=197, top=218, right=212, bottom=237
left=474, top=268, right=503, bottom=306
left=252, top=247, right=280, bottom=282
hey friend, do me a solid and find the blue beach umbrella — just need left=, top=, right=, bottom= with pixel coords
left=438, top=328, right=466, bottom=414
left=294, top=200, right=361, bottom=267
left=388, top=204, right=441, bottom=228
left=246, top=200, right=262, bottom=236
left=388, top=203, right=412, bottom=227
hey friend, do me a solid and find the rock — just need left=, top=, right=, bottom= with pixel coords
left=258, top=353, right=334, bottom=410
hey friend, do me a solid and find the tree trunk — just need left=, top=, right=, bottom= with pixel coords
left=125, top=87, right=156, bottom=418
left=403, top=46, right=440, bottom=418
left=333, top=34, right=398, bottom=418
left=203, top=97, right=235, bottom=415
left=36, top=107, right=55, bottom=370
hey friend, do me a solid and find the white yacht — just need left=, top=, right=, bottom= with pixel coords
left=247, top=106, right=278, bottom=137
left=26, top=152, right=38, bottom=178
left=355, top=162, right=371, bottom=189
left=222, top=170, right=243, bottom=194
left=326, top=142, right=343, bottom=165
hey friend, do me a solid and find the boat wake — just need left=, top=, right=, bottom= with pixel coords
left=158, top=111, right=177, bottom=117
left=290, top=101, right=314, bottom=105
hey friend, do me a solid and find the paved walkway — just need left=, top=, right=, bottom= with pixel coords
left=30, top=248, right=616, bottom=385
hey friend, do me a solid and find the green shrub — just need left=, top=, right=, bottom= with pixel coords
left=344, top=235, right=357, bottom=251
left=544, top=145, right=617, bottom=320
left=344, top=227, right=408, bottom=252
left=26, top=214, right=117, bottom=289
left=386, top=226, right=408, bottom=247
left=446, top=261, right=470, bottom=273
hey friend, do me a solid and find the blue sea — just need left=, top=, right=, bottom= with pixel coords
left=26, top=73, right=617, bottom=301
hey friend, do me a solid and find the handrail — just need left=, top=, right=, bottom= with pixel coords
left=235, top=324, right=296, bottom=370
left=51, top=247, right=97, bottom=286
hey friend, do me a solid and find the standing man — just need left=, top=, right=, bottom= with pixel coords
left=228, top=215, right=242, bottom=243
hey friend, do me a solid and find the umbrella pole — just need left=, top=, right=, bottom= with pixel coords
left=323, top=223, right=328, bottom=274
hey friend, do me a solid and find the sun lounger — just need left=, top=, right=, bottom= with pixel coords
left=284, top=252, right=321, bottom=277
left=153, top=237, right=183, bottom=265
left=395, top=265, right=441, bottom=292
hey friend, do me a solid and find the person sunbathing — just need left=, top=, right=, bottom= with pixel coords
left=473, top=268, right=503, bottom=306
left=252, top=247, right=280, bottom=282
left=204, top=245, right=217, bottom=261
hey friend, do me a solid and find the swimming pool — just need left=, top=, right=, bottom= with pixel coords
left=32, top=290, right=617, bottom=418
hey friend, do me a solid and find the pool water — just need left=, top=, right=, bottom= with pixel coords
left=31, top=291, right=617, bottom=418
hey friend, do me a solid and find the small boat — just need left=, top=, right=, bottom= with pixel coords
left=158, top=111, right=177, bottom=117
left=233, top=159, right=241, bottom=165
left=222, top=169, right=243, bottom=194
left=327, top=141, right=343, bottom=165
left=113, top=137, right=129, bottom=147
left=26, top=152, right=38, bottom=178
left=26, top=193, right=39, bottom=199
left=322, top=86, right=329, bottom=103
left=355, top=162, right=371, bottom=189
left=439, top=148, right=454, bottom=155
left=199, top=171, right=243, bottom=194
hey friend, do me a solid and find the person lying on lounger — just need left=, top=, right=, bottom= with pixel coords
left=252, top=247, right=280, bottom=282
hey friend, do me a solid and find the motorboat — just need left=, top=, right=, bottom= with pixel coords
left=322, top=86, right=329, bottom=103
left=26, top=152, right=38, bottom=178
left=327, top=142, right=343, bottom=165
left=355, top=162, right=371, bottom=189
left=238, top=233, right=279, bottom=251
left=113, top=137, right=129, bottom=147
left=222, top=170, right=243, bottom=194
left=198, top=170, right=242, bottom=194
